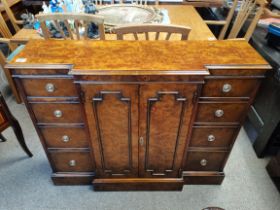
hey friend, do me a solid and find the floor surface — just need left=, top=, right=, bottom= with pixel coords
left=0, top=96, right=280, bottom=210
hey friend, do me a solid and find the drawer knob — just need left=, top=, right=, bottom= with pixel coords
left=69, top=160, right=76, bottom=167
left=215, top=109, right=224, bottom=118
left=54, top=110, right=62, bottom=118
left=208, top=134, right=215, bottom=142
left=200, top=159, right=207, bottom=166
left=222, top=83, right=232, bottom=93
left=45, top=83, right=55, bottom=93
left=62, top=135, right=70, bottom=142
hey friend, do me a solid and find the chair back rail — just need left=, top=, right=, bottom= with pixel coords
left=36, top=13, right=105, bottom=40
left=113, top=24, right=191, bottom=40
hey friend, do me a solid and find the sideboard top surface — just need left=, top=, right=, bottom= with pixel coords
left=7, top=40, right=270, bottom=75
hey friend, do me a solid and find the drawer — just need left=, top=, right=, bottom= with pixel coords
left=49, top=150, right=95, bottom=172
left=21, top=78, right=78, bottom=97
left=31, top=103, right=84, bottom=124
left=189, top=126, right=238, bottom=148
left=184, top=151, right=228, bottom=171
left=196, top=102, right=248, bottom=123
left=40, top=126, right=89, bottom=148
left=202, top=79, right=259, bottom=98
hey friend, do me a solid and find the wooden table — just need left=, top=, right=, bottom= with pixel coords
left=11, top=5, right=216, bottom=44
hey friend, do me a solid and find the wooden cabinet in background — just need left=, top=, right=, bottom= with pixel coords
left=7, top=40, right=271, bottom=191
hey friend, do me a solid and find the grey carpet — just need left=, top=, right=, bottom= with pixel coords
left=0, top=97, right=279, bottom=210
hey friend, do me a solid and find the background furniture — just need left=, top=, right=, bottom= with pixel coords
left=10, top=5, right=216, bottom=43
left=6, top=39, right=270, bottom=190
left=36, top=13, right=105, bottom=40
left=243, top=26, right=280, bottom=157
left=113, top=24, right=191, bottom=40
left=0, top=91, right=32, bottom=157
left=204, top=0, right=267, bottom=41
left=266, top=151, right=280, bottom=192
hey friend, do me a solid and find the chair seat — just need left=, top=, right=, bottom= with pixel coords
left=11, top=28, right=43, bottom=45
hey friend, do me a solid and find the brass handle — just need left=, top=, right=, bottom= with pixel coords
left=215, top=109, right=224, bottom=118
left=208, top=134, right=215, bottom=142
left=45, top=83, right=55, bottom=93
left=54, top=110, right=62, bottom=118
left=62, top=135, right=70, bottom=142
left=200, top=159, right=207, bottom=166
left=222, top=83, right=232, bottom=93
left=139, top=137, right=144, bottom=146
left=69, top=160, right=76, bottom=167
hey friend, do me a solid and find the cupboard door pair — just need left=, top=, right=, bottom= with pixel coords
left=82, top=84, right=197, bottom=178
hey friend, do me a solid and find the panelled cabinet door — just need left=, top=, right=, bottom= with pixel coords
left=139, top=84, right=198, bottom=178
left=81, top=84, right=139, bottom=178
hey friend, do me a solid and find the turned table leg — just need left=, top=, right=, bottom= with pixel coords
left=10, top=119, right=33, bottom=157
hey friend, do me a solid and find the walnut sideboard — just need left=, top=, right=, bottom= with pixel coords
left=6, top=40, right=271, bottom=191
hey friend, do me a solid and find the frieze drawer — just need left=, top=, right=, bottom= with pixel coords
left=189, top=126, right=239, bottom=148
left=202, top=79, right=260, bottom=98
left=40, top=126, right=89, bottom=148
left=196, top=102, right=248, bottom=123
left=21, top=78, right=78, bottom=97
left=49, top=150, right=95, bottom=172
left=184, top=151, right=228, bottom=171
left=31, top=103, right=84, bottom=124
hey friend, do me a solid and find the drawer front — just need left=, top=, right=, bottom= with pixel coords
left=22, top=78, right=78, bottom=97
left=202, top=79, right=259, bottom=98
left=40, top=127, right=89, bottom=148
left=31, top=103, right=83, bottom=124
left=49, top=151, right=95, bottom=172
left=184, top=151, right=227, bottom=171
left=189, top=126, right=238, bottom=148
left=196, top=102, right=248, bottom=123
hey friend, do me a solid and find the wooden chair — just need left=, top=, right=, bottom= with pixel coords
left=113, top=24, right=191, bottom=40
left=205, top=0, right=267, bottom=41
left=1, top=0, right=24, bottom=33
left=0, top=91, right=33, bottom=157
left=0, top=37, right=23, bottom=103
left=35, top=13, right=105, bottom=40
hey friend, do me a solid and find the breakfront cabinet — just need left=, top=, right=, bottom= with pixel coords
left=7, top=40, right=270, bottom=191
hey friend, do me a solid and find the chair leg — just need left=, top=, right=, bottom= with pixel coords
left=0, top=133, right=7, bottom=142
left=10, top=119, right=33, bottom=157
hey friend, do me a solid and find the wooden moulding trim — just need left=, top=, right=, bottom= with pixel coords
left=28, top=100, right=80, bottom=104
left=26, top=96, right=80, bottom=102
left=199, top=96, right=250, bottom=101
left=198, top=100, right=248, bottom=104
left=5, top=63, right=73, bottom=70
left=52, top=172, right=95, bottom=177
left=12, top=75, right=73, bottom=79
left=205, top=75, right=265, bottom=79
left=47, top=148, right=90, bottom=153
left=69, top=69, right=210, bottom=76
left=36, top=122, right=84, bottom=127
left=182, top=171, right=225, bottom=177
left=74, top=81, right=205, bottom=85
left=193, top=125, right=239, bottom=128
left=194, top=122, right=240, bottom=126
left=205, top=64, right=272, bottom=70
left=187, top=147, right=229, bottom=152
left=38, top=124, right=85, bottom=128
left=93, top=178, right=184, bottom=183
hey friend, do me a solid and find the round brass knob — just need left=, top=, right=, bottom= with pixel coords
left=62, top=135, right=70, bottom=142
left=45, top=83, right=55, bottom=93
left=222, top=83, right=232, bottom=93
left=54, top=110, right=62, bottom=118
left=215, top=109, right=224, bottom=118
left=208, top=134, right=215, bottom=142
left=69, top=160, right=76, bottom=167
left=200, top=159, right=207, bottom=166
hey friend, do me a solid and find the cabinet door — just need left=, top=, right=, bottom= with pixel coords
left=139, top=84, right=198, bottom=178
left=81, top=84, right=139, bottom=178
